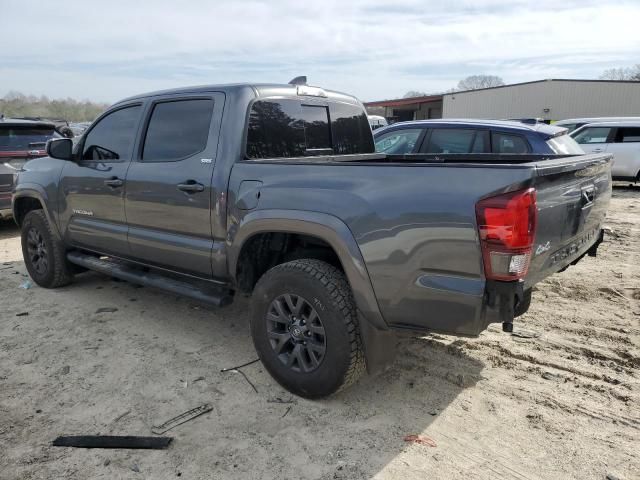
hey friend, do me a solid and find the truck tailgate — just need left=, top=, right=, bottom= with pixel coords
left=526, top=153, right=612, bottom=287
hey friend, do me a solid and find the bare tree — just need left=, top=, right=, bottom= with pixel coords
left=599, top=64, right=640, bottom=81
left=402, top=91, right=429, bottom=98
left=456, top=75, right=505, bottom=91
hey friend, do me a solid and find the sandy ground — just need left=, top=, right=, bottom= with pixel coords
left=1, top=186, right=639, bottom=480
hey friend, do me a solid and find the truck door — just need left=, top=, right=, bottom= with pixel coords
left=59, top=103, right=143, bottom=254
left=605, top=126, right=640, bottom=178
left=124, top=93, right=224, bottom=278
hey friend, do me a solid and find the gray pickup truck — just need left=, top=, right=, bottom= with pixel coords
left=12, top=80, right=612, bottom=398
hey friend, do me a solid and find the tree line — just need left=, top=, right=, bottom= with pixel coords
left=0, top=91, right=108, bottom=123
left=403, top=65, right=640, bottom=98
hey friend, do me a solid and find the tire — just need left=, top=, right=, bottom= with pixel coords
left=250, top=259, right=365, bottom=398
left=21, top=210, right=73, bottom=288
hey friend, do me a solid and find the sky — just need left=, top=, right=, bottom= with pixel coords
left=2, top=0, right=639, bottom=104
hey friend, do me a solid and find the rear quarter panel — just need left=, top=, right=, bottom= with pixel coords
left=228, top=161, right=534, bottom=335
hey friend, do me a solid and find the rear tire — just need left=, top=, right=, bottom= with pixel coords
left=21, top=210, right=73, bottom=288
left=250, top=259, right=365, bottom=398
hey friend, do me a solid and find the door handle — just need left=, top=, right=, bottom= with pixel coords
left=177, top=181, right=205, bottom=193
left=104, top=177, right=123, bottom=188
left=592, top=148, right=603, bottom=153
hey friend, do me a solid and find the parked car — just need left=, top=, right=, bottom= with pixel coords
left=0, top=118, right=60, bottom=219
left=555, top=117, right=640, bottom=133
left=571, top=121, right=640, bottom=181
left=13, top=81, right=611, bottom=398
left=367, top=115, right=388, bottom=131
left=373, top=119, right=584, bottom=155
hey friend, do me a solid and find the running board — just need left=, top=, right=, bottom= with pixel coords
left=67, top=251, right=233, bottom=307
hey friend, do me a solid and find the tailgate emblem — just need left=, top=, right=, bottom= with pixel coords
left=535, top=241, right=551, bottom=256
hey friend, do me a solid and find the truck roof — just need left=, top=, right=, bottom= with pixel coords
left=387, top=119, right=567, bottom=137
left=115, top=83, right=362, bottom=107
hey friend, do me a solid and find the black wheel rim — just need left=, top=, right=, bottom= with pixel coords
left=26, top=227, right=48, bottom=276
left=265, top=293, right=327, bottom=373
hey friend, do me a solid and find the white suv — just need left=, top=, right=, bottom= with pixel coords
left=556, top=117, right=640, bottom=133
left=571, top=121, right=640, bottom=181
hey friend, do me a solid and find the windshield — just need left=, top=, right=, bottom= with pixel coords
left=0, top=126, right=61, bottom=150
left=546, top=134, right=584, bottom=154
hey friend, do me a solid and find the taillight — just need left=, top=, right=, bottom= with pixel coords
left=475, top=188, right=537, bottom=281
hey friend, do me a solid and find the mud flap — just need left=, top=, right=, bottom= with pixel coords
left=358, top=312, right=398, bottom=375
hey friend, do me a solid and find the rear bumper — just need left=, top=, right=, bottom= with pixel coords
left=483, top=228, right=604, bottom=330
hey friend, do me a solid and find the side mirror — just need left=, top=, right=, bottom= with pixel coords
left=47, top=138, right=74, bottom=160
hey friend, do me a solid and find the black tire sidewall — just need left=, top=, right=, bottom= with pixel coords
left=21, top=211, right=59, bottom=287
left=250, top=264, right=354, bottom=398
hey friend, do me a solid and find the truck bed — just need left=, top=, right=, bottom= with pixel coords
left=230, top=152, right=612, bottom=336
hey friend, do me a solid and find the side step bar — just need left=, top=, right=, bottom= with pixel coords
left=67, top=251, right=233, bottom=307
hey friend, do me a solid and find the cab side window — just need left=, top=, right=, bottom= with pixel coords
left=374, top=128, right=422, bottom=154
left=142, top=99, right=214, bottom=162
left=82, top=105, right=142, bottom=161
left=492, top=133, right=530, bottom=153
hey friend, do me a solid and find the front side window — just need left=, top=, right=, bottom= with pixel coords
left=374, top=128, right=422, bottom=154
left=572, top=127, right=612, bottom=145
left=142, top=99, right=214, bottom=161
left=616, top=127, right=640, bottom=143
left=82, top=105, right=141, bottom=161
left=425, top=129, right=476, bottom=154
left=492, top=133, right=530, bottom=153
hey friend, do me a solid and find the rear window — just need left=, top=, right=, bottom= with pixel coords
left=0, top=126, right=60, bottom=150
left=546, top=134, right=584, bottom=154
left=246, top=99, right=374, bottom=159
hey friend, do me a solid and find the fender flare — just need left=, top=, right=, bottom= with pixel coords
left=12, top=184, right=62, bottom=240
left=228, top=209, right=388, bottom=331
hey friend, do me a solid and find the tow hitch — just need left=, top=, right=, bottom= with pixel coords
left=485, top=279, right=525, bottom=333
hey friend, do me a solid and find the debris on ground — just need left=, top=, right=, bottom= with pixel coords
left=220, top=359, right=260, bottom=393
left=19, top=280, right=32, bottom=289
left=52, top=435, right=172, bottom=449
left=511, top=328, right=540, bottom=339
left=95, top=307, right=118, bottom=313
left=267, top=397, right=297, bottom=404
left=15, top=312, right=29, bottom=317
left=113, top=410, right=131, bottom=423
left=220, top=358, right=260, bottom=372
left=403, top=434, right=437, bottom=447
left=152, top=404, right=213, bottom=435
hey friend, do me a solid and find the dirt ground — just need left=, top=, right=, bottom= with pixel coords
left=1, top=186, right=639, bottom=480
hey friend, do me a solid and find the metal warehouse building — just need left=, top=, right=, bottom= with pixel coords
left=365, top=79, right=640, bottom=123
